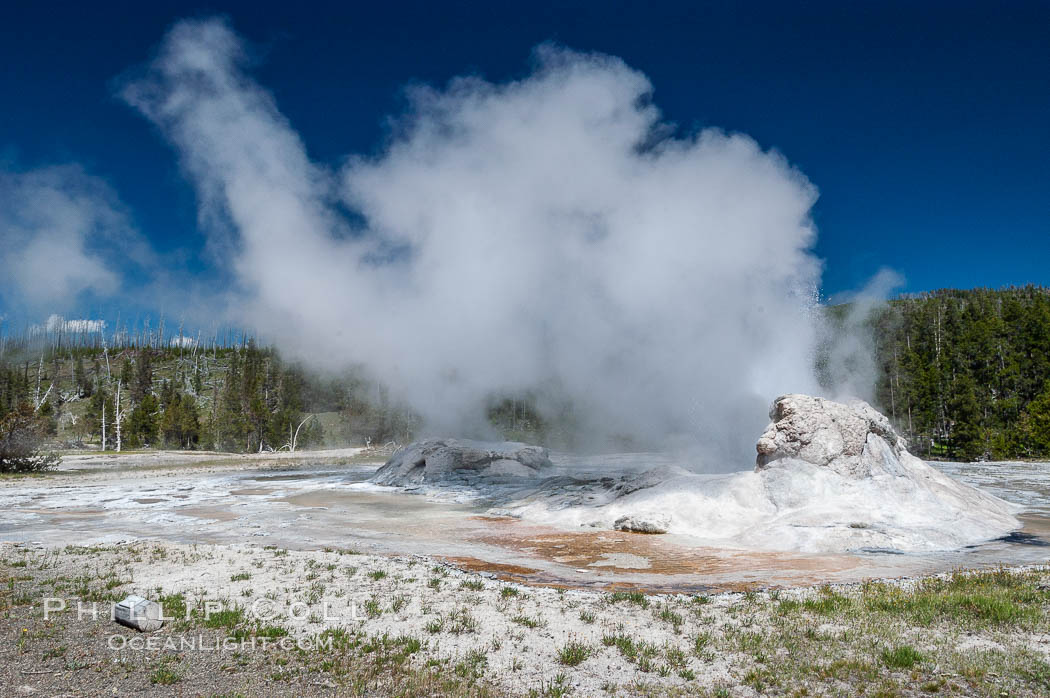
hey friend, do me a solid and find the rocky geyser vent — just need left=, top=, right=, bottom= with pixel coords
left=756, top=394, right=904, bottom=478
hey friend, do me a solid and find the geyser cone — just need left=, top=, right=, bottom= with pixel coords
left=377, top=395, right=1020, bottom=554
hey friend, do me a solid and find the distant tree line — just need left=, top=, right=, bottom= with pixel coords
left=862, top=286, right=1050, bottom=461
left=0, top=340, right=328, bottom=454
left=2, top=287, right=1048, bottom=461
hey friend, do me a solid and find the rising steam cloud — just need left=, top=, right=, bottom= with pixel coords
left=124, top=18, right=826, bottom=467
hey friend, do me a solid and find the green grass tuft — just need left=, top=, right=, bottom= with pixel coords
left=557, top=639, right=591, bottom=666
left=881, top=645, right=924, bottom=669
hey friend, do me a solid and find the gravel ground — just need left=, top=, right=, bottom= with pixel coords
left=3, top=540, right=1050, bottom=697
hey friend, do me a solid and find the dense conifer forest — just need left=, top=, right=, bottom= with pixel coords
left=868, top=286, right=1050, bottom=461
left=1, top=285, right=1048, bottom=462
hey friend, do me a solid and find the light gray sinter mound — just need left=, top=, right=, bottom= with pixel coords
left=505, top=394, right=1020, bottom=551
left=614, top=513, right=671, bottom=534
left=371, top=439, right=553, bottom=487
left=756, top=394, right=902, bottom=478
left=368, top=396, right=1020, bottom=552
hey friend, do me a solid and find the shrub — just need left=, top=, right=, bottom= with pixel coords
left=0, top=403, right=60, bottom=473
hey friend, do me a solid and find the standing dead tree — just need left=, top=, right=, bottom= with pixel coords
left=35, top=382, right=53, bottom=412
left=114, top=380, right=127, bottom=452
left=281, top=414, right=316, bottom=453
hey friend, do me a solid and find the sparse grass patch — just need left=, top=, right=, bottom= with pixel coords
left=447, top=607, right=479, bottom=634
left=557, top=639, right=591, bottom=666
left=318, top=626, right=355, bottom=651
left=398, top=634, right=423, bottom=654
left=881, top=645, right=924, bottom=669
left=693, top=632, right=711, bottom=656
left=1017, top=655, right=1050, bottom=689
left=658, top=607, right=683, bottom=630
left=864, top=567, right=1043, bottom=628
left=254, top=625, right=288, bottom=639
left=512, top=613, right=544, bottom=629
left=603, top=633, right=638, bottom=662
left=149, top=666, right=181, bottom=685
left=664, top=645, right=687, bottom=669
left=813, top=658, right=880, bottom=682
left=363, top=598, right=382, bottom=618
left=202, top=607, right=244, bottom=630
left=743, top=666, right=778, bottom=691
left=802, top=585, right=854, bottom=615
left=454, top=648, right=488, bottom=680
left=609, top=590, right=649, bottom=608
left=531, top=674, right=571, bottom=697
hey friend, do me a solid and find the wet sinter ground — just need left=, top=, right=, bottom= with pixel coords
left=1, top=455, right=1047, bottom=592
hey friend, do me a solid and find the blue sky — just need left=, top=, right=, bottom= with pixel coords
left=1, top=0, right=1048, bottom=329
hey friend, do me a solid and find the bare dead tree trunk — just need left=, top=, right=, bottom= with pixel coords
left=102, top=334, right=112, bottom=383
left=35, top=383, right=53, bottom=412
left=69, top=412, right=81, bottom=445
left=115, top=380, right=123, bottom=453
left=35, top=355, right=43, bottom=407
left=890, top=346, right=898, bottom=422
left=290, top=414, right=316, bottom=453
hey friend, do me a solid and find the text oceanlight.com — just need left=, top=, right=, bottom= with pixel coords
left=107, top=635, right=331, bottom=651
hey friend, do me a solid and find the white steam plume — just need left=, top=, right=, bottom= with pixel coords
left=124, top=18, right=825, bottom=467
left=821, top=267, right=906, bottom=403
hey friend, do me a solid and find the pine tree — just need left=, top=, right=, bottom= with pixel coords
left=1023, top=384, right=1050, bottom=456
left=119, top=357, right=133, bottom=389
left=73, top=355, right=89, bottom=397
left=160, top=392, right=199, bottom=449
left=125, top=394, right=159, bottom=448
left=132, top=351, right=153, bottom=402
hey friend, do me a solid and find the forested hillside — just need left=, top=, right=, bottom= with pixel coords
left=0, top=339, right=417, bottom=454
left=867, top=286, right=1050, bottom=460
left=2, top=285, right=1049, bottom=461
